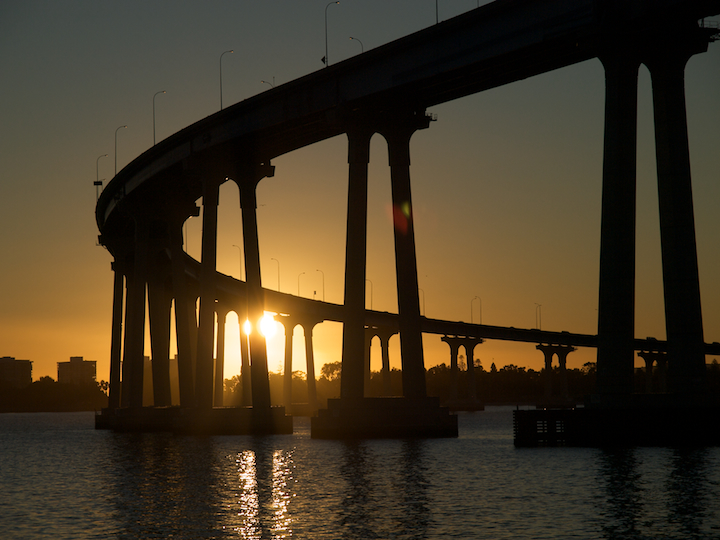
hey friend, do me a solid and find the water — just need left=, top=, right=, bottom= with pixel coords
left=2, top=407, right=720, bottom=539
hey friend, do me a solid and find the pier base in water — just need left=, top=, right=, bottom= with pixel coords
left=95, top=406, right=293, bottom=435
left=311, top=397, right=458, bottom=439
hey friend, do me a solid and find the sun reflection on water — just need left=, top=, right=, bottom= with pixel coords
left=271, top=449, right=294, bottom=538
left=235, top=450, right=260, bottom=538
left=227, top=448, right=295, bottom=539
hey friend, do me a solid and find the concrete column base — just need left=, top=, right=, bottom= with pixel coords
left=311, top=397, right=458, bottom=439
left=95, top=405, right=293, bottom=435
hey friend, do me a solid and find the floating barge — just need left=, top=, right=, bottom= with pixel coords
left=514, top=396, right=720, bottom=447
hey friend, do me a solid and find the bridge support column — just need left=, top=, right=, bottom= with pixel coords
left=313, top=114, right=457, bottom=437
left=465, top=339, right=479, bottom=401
left=196, top=178, right=222, bottom=409
left=440, top=336, right=461, bottom=401
left=381, top=112, right=432, bottom=399
left=537, top=344, right=575, bottom=406
left=302, top=321, right=319, bottom=411
left=214, top=307, right=228, bottom=407
left=148, top=267, right=172, bottom=407
left=108, top=260, right=125, bottom=410
left=379, top=330, right=394, bottom=396
left=637, top=350, right=669, bottom=394
left=441, top=335, right=483, bottom=409
left=538, top=346, right=555, bottom=401
left=278, top=314, right=322, bottom=412
left=595, top=50, right=641, bottom=400
left=122, top=217, right=150, bottom=408
left=235, top=162, right=275, bottom=411
left=363, top=326, right=397, bottom=396
left=239, top=313, right=252, bottom=406
left=646, top=34, right=708, bottom=395
left=341, top=127, right=373, bottom=399
left=364, top=330, right=372, bottom=396
left=280, top=316, right=295, bottom=407
left=169, top=216, right=198, bottom=408
left=556, top=348, right=572, bottom=400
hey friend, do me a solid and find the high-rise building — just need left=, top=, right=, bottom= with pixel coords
left=0, top=356, right=32, bottom=389
left=57, top=356, right=96, bottom=385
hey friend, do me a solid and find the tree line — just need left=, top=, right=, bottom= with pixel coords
left=224, top=359, right=720, bottom=408
left=0, top=377, right=109, bottom=412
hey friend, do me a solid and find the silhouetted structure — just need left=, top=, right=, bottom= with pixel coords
left=536, top=344, right=576, bottom=408
left=57, top=356, right=97, bottom=386
left=95, top=0, right=720, bottom=439
left=0, top=356, right=32, bottom=389
left=440, top=335, right=484, bottom=410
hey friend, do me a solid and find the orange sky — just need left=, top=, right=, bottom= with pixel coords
left=1, top=1, right=719, bottom=381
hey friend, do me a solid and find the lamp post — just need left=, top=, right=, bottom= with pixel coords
left=324, top=1, right=339, bottom=67
left=114, top=125, right=127, bottom=175
left=366, top=278, right=373, bottom=310
left=260, top=78, right=275, bottom=89
left=96, top=154, right=107, bottom=184
left=316, top=269, right=325, bottom=301
left=471, top=296, right=482, bottom=324
left=349, top=36, right=364, bottom=53
left=271, top=258, right=280, bottom=291
left=153, top=90, right=166, bottom=145
left=220, top=49, right=234, bottom=110
left=535, top=303, right=542, bottom=330
left=419, top=288, right=425, bottom=316
left=94, top=180, right=103, bottom=201
left=232, top=244, right=243, bottom=279
left=298, top=272, right=305, bottom=296
left=436, top=0, right=439, bottom=24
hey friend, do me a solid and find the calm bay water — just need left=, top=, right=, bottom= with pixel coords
left=2, top=407, right=720, bottom=539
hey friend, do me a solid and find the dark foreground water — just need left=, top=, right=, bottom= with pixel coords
left=2, top=407, right=720, bottom=540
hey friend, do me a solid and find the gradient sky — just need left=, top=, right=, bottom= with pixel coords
left=1, top=1, right=719, bottom=383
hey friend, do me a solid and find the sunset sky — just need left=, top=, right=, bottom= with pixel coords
left=1, top=1, right=719, bottom=383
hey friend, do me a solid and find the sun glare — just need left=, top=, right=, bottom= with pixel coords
left=260, top=313, right=277, bottom=338
left=242, top=312, right=277, bottom=338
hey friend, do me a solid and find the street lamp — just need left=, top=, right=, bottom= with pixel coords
left=114, top=125, right=127, bottom=175
left=260, top=78, right=275, bottom=88
left=220, top=49, right=234, bottom=110
left=271, top=258, right=280, bottom=291
left=298, top=272, right=305, bottom=296
left=94, top=180, right=104, bottom=201
left=366, top=278, right=373, bottom=310
left=324, top=1, right=340, bottom=67
left=419, top=288, right=425, bottom=316
left=349, top=36, right=364, bottom=53
left=96, top=154, right=107, bottom=192
left=535, top=303, right=542, bottom=330
left=232, top=244, right=243, bottom=279
left=316, top=269, right=325, bottom=301
left=471, top=296, right=482, bottom=324
left=153, top=90, right=166, bottom=145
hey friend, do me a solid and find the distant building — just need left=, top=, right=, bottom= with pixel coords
left=57, top=356, right=97, bottom=385
left=0, top=356, right=32, bottom=389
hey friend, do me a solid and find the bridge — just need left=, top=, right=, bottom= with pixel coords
left=95, top=0, right=720, bottom=438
